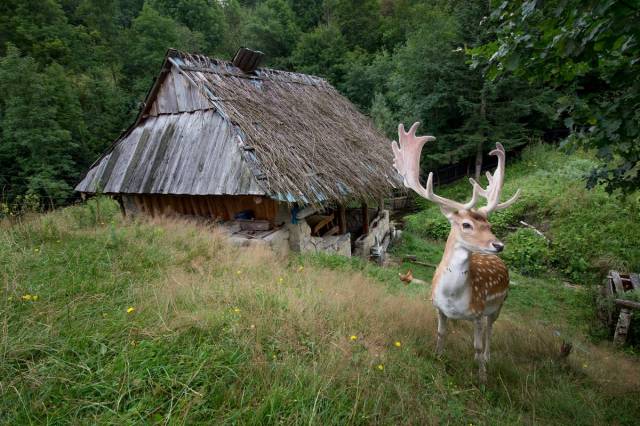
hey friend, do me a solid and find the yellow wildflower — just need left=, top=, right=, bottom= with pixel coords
left=21, top=294, right=32, bottom=301
left=34, top=248, right=39, bottom=253
left=126, top=307, right=135, bottom=314
left=377, top=364, right=384, bottom=371
left=233, top=307, right=240, bottom=313
left=394, top=341, right=402, bottom=348
left=236, top=270, right=242, bottom=275
left=582, top=363, right=588, bottom=368
left=278, top=277, right=284, bottom=283
left=350, top=335, right=358, bottom=341
left=297, top=266, right=304, bottom=272
left=32, top=295, right=39, bottom=301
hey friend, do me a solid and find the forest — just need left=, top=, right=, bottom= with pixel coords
left=0, top=0, right=638, bottom=210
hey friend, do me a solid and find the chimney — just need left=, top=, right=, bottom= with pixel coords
left=232, top=47, right=264, bottom=73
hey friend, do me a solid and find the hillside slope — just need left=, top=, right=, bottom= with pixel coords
left=398, top=144, right=640, bottom=285
left=2, top=195, right=639, bottom=424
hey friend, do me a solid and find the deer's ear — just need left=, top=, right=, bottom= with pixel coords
left=440, top=206, right=458, bottom=222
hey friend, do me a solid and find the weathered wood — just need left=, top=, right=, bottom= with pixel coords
left=362, top=202, right=369, bottom=235
left=613, top=308, right=633, bottom=345
left=295, top=205, right=317, bottom=220
left=77, top=110, right=266, bottom=197
left=77, top=51, right=398, bottom=206
left=125, top=194, right=279, bottom=222
left=338, top=204, right=347, bottom=234
left=410, top=260, right=438, bottom=268
left=236, top=219, right=271, bottom=231
left=322, top=226, right=339, bottom=237
left=630, top=273, right=640, bottom=291
left=611, top=271, right=625, bottom=294
left=403, top=254, right=438, bottom=268
left=614, top=299, right=640, bottom=310
left=308, top=213, right=335, bottom=236
left=519, top=221, right=549, bottom=241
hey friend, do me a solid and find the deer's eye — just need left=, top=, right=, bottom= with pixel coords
left=462, top=222, right=473, bottom=230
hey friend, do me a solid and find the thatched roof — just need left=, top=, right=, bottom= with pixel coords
left=76, top=49, right=398, bottom=203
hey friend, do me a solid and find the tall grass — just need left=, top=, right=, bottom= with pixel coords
left=2, top=199, right=639, bottom=424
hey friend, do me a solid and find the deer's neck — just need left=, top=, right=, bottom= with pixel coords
left=432, top=230, right=471, bottom=296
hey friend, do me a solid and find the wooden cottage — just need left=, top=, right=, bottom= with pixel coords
left=76, top=49, right=398, bottom=257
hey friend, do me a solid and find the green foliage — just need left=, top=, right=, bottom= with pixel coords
left=0, top=193, right=41, bottom=218
left=291, top=24, right=347, bottom=83
left=123, top=3, right=204, bottom=97
left=67, top=196, right=121, bottom=228
left=502, top=228, right=550, bottom=276
left=404, top=207, right=450, bottom=241
left=475, top=0, right=640, bottom=193
left=243, top=0, right=300, bottom=68
left=0, top=45, right=83, bottom=205
left=403, top=144, right=640, bottom=284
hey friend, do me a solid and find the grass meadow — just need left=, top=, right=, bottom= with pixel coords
left=2, top=192, right=639, bottom=424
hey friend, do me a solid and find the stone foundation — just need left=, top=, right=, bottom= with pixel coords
left=227, top=227, right=290, bottom=257
left=287, top=221, right=351, bottom=256
left=353, top=210, right=391, bottom=258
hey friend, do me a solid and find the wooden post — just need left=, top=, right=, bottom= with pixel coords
left=378, top=196, right=385, bottom=215
left=338, top=204, right=347, bottom=234
left=613, top=308, right=632, bottom=346
left=115, top=196, right=126, bottom=217
left=361, top=202, right=369, bottom=235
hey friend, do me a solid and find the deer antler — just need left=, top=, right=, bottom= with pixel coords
left=392, top=122, right=480, bottom=211
left=469, top=142, right=521, bottom=215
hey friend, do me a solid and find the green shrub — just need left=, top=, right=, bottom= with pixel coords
left=67, top=196, right=121, bottom=228
left=403, top=208, right=450, bottom=240
left=502, top=228, right=551, bottom=276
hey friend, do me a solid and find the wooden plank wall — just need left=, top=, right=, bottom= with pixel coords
left=130, top=194, right=279, bottom=222
left=148, top=67, right=211, bottom=116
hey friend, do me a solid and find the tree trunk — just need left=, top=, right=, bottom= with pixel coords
left=475, top=86, right=487, bottom=181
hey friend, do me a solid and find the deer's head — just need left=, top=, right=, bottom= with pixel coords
left=392, top=122, right=521, bottom=254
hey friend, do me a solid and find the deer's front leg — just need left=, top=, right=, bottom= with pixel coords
left=435, top=309, right=448, bottom=355
left=474, top=318, right=487, bottom=384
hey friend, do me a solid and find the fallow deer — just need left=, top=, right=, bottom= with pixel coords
left=391, top=122, right=521, bottom=384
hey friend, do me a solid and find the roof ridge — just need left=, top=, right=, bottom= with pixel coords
left=167, top=49, right=329, bottom=87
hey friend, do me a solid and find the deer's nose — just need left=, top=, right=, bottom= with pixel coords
left=492, top=242, right=504, bottom=252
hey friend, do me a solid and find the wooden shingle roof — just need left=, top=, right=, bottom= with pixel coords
left=76, top=49, right=398, bottom=203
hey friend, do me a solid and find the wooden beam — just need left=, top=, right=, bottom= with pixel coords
left=362, top=202, right=369, bottom=235
left=338, top=204, right=347, bottom=234
left=614, top=299, right=640, bottom=310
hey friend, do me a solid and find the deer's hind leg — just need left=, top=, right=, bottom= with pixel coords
left=483, top=309, right=500, bottom=363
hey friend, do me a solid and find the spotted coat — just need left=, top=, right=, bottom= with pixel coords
left=468, top=253, right=509, bottom=314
